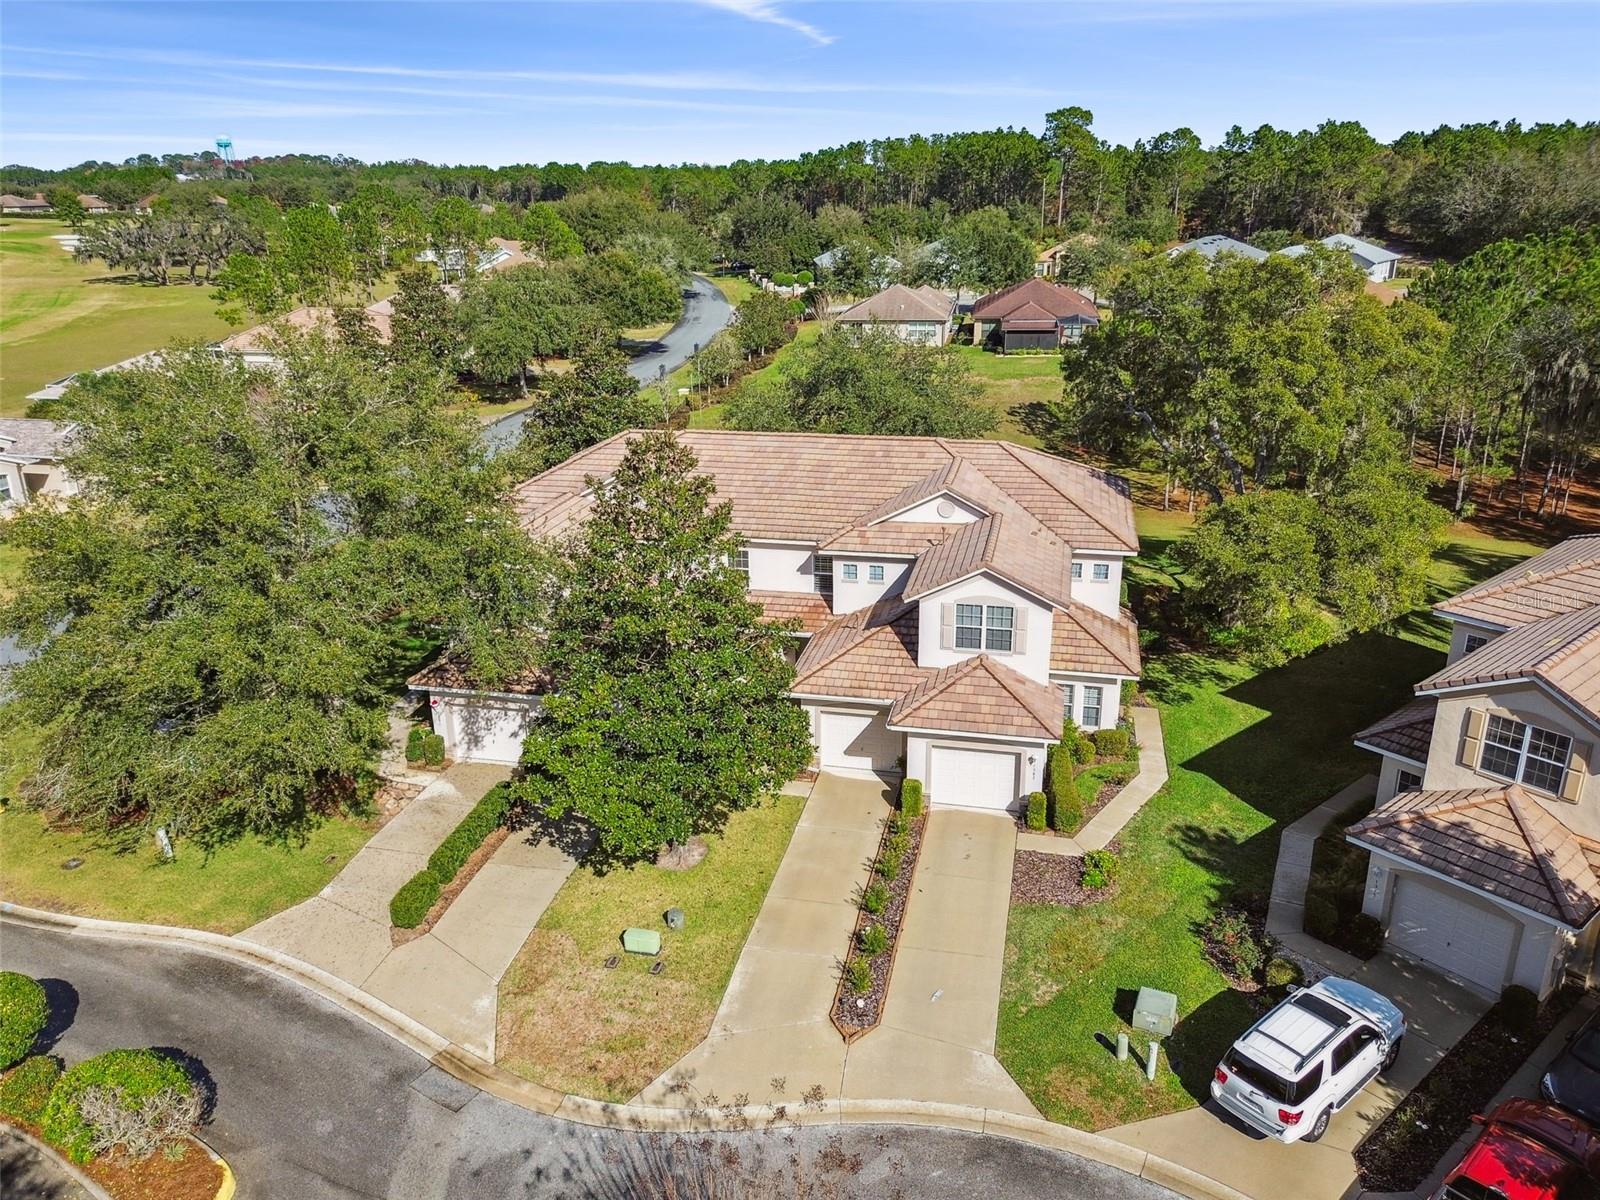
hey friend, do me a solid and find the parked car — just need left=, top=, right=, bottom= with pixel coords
left=1211, top=976, right=1405, bottom=1143
left=1542, top=1007, right=1600, bottom=1125
left=1433, top=1098, right=1600, bottom=1200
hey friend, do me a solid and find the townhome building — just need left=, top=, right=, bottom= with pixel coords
left=1350, top=535, right=1600, bottom=999
left=415, top=431, right=1141, bottom=813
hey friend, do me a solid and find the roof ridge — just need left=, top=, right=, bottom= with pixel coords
left=1451, top=538, right=1600, bottom=603
left=977, top=655, right=1059, bottom=735
left=795, top=600, right=914, bottom=682
left=1504, top=786, right=1588, bottom=924
left=1359, top=787, right=1507, bottom=830
left=995, top=442, right=1127, bottom=547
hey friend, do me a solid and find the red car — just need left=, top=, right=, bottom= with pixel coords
left=1434, top=1098, right=1600, bottom=1200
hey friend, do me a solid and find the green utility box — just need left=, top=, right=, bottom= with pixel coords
left=1132, top=987, right=1178, bottom=1038
left=622, top=927, right=662, bottom=956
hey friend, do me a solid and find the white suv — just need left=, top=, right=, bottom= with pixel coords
left=1211, top=976, right=1405, bottom=1144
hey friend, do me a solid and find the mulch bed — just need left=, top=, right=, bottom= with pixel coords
left=1, top=1121, right=221, bottom=1200
left=391, top=826, right=510, bottom=946
left=1010, top=850, right=1117, bottom=906
left=833, top=814, right=926, bottom=1037
left=1354, top=986, right=1583, bottom=1192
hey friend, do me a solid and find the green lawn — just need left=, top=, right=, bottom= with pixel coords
left=0, top=218, right=234, bottom=416
left=0, top=805, right=374, bottom=934
left=0, top=544, right=27, bottom=601
left=948, top=344, right=1059, bottom=446
left=496, top=791, right=804, bottom=1101
left=707, top=271, right=759, bottom=307
left=997, top=523, right=1547, bottom=1131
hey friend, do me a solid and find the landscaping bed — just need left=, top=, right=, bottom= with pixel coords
left=389, top=781, right=516, bottom=931
left=832, top=800, right=927, bottom=1039
left=1010, top=847, right=1120, bottom=906
left=1, top=1120, right=223, bottom=1200
left=1355, top=986, right=1582, bottom=1192
left=1022, top=724, right=1139, bottom=840
left=391, top=825, right=509, bottom=946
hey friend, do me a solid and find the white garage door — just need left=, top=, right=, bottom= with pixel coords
left=437, top=697, right=538, bottom=766
left=929, top=746, right=1020, bottom=812
left=1389, top=876, right=1518, bottom=992
left=819, top=710, right=900, bottom=773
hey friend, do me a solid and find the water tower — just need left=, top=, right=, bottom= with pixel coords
left=216, top=136, right=235, bottom=176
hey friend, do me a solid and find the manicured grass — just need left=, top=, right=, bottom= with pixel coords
left=0, top=806, right=374, bottom=934
left=0, top=219, right=233, bottom=415
left=707, top=272, right=759, bottom=307
left=996, top=525, right=1547, bottom=1131
left=949, top=344, right=1058, bottom=446
left=0, top=544, right=28, bottom=601
left=496, top=792, right=805, bottom=1101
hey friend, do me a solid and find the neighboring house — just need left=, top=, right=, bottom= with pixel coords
left=213, top=298, right=394, bottom=368
left=1, top=193, right=52, bottom=213
left=834, top=284, right=956, bottom=346
left=971, top=278, right=1101, bottom=351
left=0, top=418, right=79, bottom=511
left=1279, top=233, right=1401, bottom=282
left=814, top=246, right=901, bottom=289
left=77, top=194, right=114, bottom=214
left=407, top=654, right=551, bottom=766
left=428, top=430, right=1143, bottom=815
left=415, top=237, right=534, bottom=278
left=1166, top=234, right=1269, bottom=264
left=134, top=193, right=161, bottom=214
left=25, top=350, right=166, bottom=406
left=1350, top=535, right=1600, bottom=999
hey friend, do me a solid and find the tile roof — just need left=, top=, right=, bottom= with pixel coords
left=1353, top=697, right=1438, bottom=764
left=1349, top=784, right=1600, bottom=926
left=791, top=599, right=924, bottom=702
left=836, top=284, right=954, bottom=324
left=888, top=654, right=1064, bottom=740
left=0, top=418, right=77, bottom=461
left=1438, top=536, right=1600, bottom=630
left=971, top=278, right=1098, bottom=322
left=1419, top=605, right=1600, bottom=722
left=1050, top=603, right=1142, bottom=677
left=510, top=431, right=1138, bottom=554
left=217, top=298, right=394, bottom=354
left=408, top=652, right=551, bottom=696
left=751, top=590, right=832, bottom=635
left=901, top=512, right=1072, bottom=609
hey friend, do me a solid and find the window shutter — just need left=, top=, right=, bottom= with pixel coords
left=1460, top=707, right=1487, bottom=770
left=1013, top=607, right=1028, bottom=656
left=940, top=603, right=954, bottom=651
left=1561, top=741, right=1592, bottom=804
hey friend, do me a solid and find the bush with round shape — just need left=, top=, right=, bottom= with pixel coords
left=1344, top=913, right=1385, bottom=959
left=1074, top=733, right=1096, bottom=764
left=0, top=1055, right=62, bottom=1124
left=0, top=972, right=48, bottom=1069
left=1025, top=791, right=1048, bottom=831
left=858, top=923, right=888, bottom=956
left=390, top=868, right=442, bottom=928
left=1264, top=956, right=1305, bottom=991
left=1304, top=895, right=1338, bottom=941
left=41, top=1049, right=192, bottom=1164
left=860, top=882, right=888, bottom=916
left=899, top=778, right=923, bottom=820
left=1092, top=728, right=1131, bottom=760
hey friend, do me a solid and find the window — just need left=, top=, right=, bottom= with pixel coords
left=1396, top=769, right=1423, bottom=795
left=841, top=563, right=859, bottom=582
left=1092, top=563, right=1110, bottom=581
left=1061, top=684, right=1075, bottom=723
left=0, top=475, right=11, bottom=502
left=985, top=605, right=1014, bottom=652
left=1330, top=1027, right=1379, bottom=1074
left=813, top=555, right=833, bottom=599
left=1082, top=685, right=1103, bottom=727
left=868, top=564, right=884, bottom=583
left=1463, top=632, right=1489, bottom=655
left=955, top=603, right=984, bottom=649
left=1480, top=714, right=1573, bottom=796
left=1071, top=562, right=1083, bottom=580
left=732, top=548, right=750, bottom=582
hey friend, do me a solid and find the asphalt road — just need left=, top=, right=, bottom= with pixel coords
left=0, top=920, right=1175, bottom=1200
left=481, top=273, right=732, bottom=455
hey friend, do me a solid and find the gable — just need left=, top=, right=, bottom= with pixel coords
left=879, top=492, right=985, bottom=525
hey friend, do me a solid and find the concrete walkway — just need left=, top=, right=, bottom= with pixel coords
left=242, top=763, right=578, bottom=1059
left=636, top=777, right=1036, bottom=1115
left=1264, top=773, right=1376, bottom=975
left=1019, top=706, right=1169, bottom=858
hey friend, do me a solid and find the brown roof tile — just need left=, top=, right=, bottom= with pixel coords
left=1050, top=604, right=1142, bottom=677
left=408, top=652, right=550, bottom=696
left=1353, top=697, right=1437, bottom=764
left=1438, top=535, right=1600, bottom=629
left=751, top=590, right=832, bottom=635
left=1419, top=605, right=1600, bottom=722
left=836, top=284, right=954, bottom=324
left=971, top=278, right=1098, bottom=323
left=791, top=599, right=924, bottom=702
left=888, top=654, right=1064, bottom=740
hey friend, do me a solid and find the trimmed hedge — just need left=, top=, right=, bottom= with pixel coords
left=0, top=1055, right=62, bottom=1124
left=899, top=778, right=924, bottom=820
left=1046, top=744, right=1082, bottom=834
left=405, top=726, right=428, bottom=763
left=427, top=782, right=514, bottom=880
left=1073, top=732, right=1096, bottom=764
left=1025, top=791, right=1048, bottom=831
left=390, top=869, right=443, bottom=928
left=0, top=972, right=48, bottom=1069
left=1092, top=728, right=1131, bottom=759
left=41, top=1049, right=191, bottom=1164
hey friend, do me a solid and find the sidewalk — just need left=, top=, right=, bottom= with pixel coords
left=1264, top=774, right=1375, bottom=976
left=242, top=763, right=578, bottom=1058
left=1018, top=705, right=1169, bottom=858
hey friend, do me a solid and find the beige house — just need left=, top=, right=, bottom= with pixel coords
left=214, top=299, right=394, bottom=368
left=414, top=431, right=1141, bottom=814
left=1351, top=535, right=1600, bottom=998
left=0, top=418, right=79, bottom=511
left=834, top=285, right=956, bottom=346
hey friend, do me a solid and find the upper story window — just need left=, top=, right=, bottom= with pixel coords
left=841, top=563, right=859, bottom=582
left=1480, top=714, right=1572, bottom=796
left=1396, top=768, right=1422, bottom=794
left=868, top=564, right=885, bottom=583
left=813, top=555, right=833, bottom=599
left=731, top=548, right=750, bottom=582
left=1071, top=562, right=1083, bottom=580
left=1463, top=632, right=1489, bottom=655
left=954, top=603, right=1016, bottom=652
left=1092, top=563, right=1110, bottom=581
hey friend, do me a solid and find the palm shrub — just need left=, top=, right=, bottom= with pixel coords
left=0, top=972, right=48, bottom=1069
left=41, top=1049, right=193, bottom=1164
left=0, top=1055, right=61, bottom=1123
left=1025, top=791, right=1048, bottom=830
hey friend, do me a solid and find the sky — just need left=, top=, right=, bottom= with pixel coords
left=2, top=0, right=1597, bottom=170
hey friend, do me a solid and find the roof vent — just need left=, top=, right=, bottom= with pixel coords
left=936, top=500, right=957, bottom=518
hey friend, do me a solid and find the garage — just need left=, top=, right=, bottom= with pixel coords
left=928, top=745, right=1021, bottom=812
left=431, top=695, right=541, bottom=766
left=1389, top=875, right=1519, bottom=993
left=819, top=710, right=901, bottom=774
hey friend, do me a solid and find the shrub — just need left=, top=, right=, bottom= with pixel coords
left=390, top=869, right=442, bottom=928
left=1046, top=744, right=1080, bottom=834
left=1082, top=849, right=1120, bottom=890
left=1304, top=895, right=1339, bottom=941
left=405, top=726, right=428, bottom=764
left=1498, top=984, right=1540, bottom=1034
left=900, top=778, right=924, bottom=820
left=0, top=972, right=48, bottom=1069
left=796, top=270, right=814, bottom=284
left=426, top=783, right=513, bottom=882
left=875, top=847, right=902, bottom=881
left=1025, top=791, right=1047, bottom=831
left=0, top=1055, right=62, bottom=1124
left=1202, top=908, right=1268, bottom=981
left=1092, top=728, right=1130, bottom=759
left=887, top=822, right=911, bottom=857
left=1074, top=733, right=1096, bottom=764
left=1344, top=913, right=1385, bottom=959
left=861, top=882, right=888, bottom=915
left=422, top=732, right=446, bottom=766
left=41, top=1049, right=192, bottom=1164
left=845, top=956, right=873, bottom=995
left=1264, top=956, right=1305, bottom=991
left=858, top=923, right=888, bottom=956
left=76, top=1083, right=201, bottom=1162
left=1103, top=763, right=1137, bottom=788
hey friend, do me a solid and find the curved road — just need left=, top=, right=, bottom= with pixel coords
left=1, top=920, right=1172, bottom=1200
left=482, top=273, right=733, bottom=455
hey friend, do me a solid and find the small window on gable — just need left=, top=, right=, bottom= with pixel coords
left=1071, top=562, right=1083, bottom=580
left=841, top=563, right=859, bottom=582
left=1092, top=563, right=1110, bottom=581
left=1463, top=632, right=1489, bottom=655
left=868, top=564, right=885, bottom=583
left=1396, top=769, right=1422, bottom=795
left=732, top=548, right=750, bottom=582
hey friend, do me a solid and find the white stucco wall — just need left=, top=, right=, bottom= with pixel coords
left=831, top=557, right=912, bottom=614
left=1373, top=753, right=1425, bottom=804
left=1069, top=553, right=1125, bottom=619
left=904, top=730, right=1048, bottom=802
left=745, top=542, right=814, bottom=592
left=891, top=494, right=983, bottom=524
left=915, top=573, right=1052, bottom=683
left=0, top=459, right=77, bottom=510
left=1443, top=617, right=1503, bottom=665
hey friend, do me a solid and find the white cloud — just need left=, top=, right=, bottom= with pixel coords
left=688, top=0, right=835, bottom=44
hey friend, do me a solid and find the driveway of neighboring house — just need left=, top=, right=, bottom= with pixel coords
left=241, top=762, right=579, bottom=1059
left=637, top=775, right=1034, bottom=1115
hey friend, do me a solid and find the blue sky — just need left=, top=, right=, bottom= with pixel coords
left=2, top=1, right=1596, bottom=169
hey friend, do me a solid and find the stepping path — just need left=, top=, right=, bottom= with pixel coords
left=242, top=762, right=578, bottom=1059
left=1018, top=706, right=1169, bottom=858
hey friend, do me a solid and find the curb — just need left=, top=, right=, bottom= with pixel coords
left=2, top=902, right=1249, bottom=1200
left=195, top=1134, right=235, bottom=1200
left=1, top=1121, right=116, bottom=1200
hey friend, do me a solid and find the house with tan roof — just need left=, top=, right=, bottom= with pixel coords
left=834, top=284, right=956, bottom=346
left=417, top=430, right=1142, bottom=808
left=213, top=298, right=394, bottom=368
left=970, top=278, right=1100, bottom=352
left=0, top=418, right=80, bottom=512
left=1349, top=534, right=1600, bottom=998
